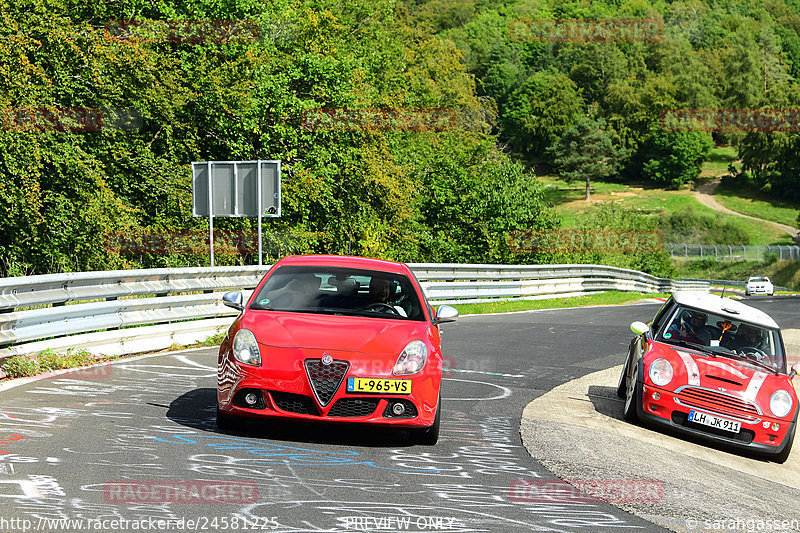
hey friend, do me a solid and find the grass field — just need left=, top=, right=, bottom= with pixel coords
left=715, top=182, right=800, bottom=229
left=454, top=291, right=668, bottom=315
left=537, top=175, right=792, bottom=245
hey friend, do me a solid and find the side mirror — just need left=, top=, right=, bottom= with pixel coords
left=433, top=304, right=459, bottom=326
left=630, top=321, right=650, bottom=336
left=222, top=291, right=244, bottom=311
left=790, top=366, right=797, bottom=380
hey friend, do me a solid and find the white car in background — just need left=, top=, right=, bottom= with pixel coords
left=745, top=276, right=774, bottom=296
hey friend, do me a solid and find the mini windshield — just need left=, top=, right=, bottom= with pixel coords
left=250, top=266, right=426, bottom=321
left=657, top=305, right=786, bottom=373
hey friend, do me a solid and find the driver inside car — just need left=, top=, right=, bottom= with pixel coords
left=366, top=276, right=407, bottom=317
left=729, top=323, right=769, bottom=360
left=666, top=310, right=710, bottom=345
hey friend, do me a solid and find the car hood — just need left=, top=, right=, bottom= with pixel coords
left=672, top=348, right=777, bottom=394
left=241, top=312, right=428, bottom=354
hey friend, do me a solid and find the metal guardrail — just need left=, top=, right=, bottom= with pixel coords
left=667, top=243, right=800, bottom=262
left=0, top=264, right=708, bottom=361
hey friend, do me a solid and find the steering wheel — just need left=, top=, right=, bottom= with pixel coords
left=740, top=346, right=770, bottom=364
left=365, top=302, right=399, bottom=315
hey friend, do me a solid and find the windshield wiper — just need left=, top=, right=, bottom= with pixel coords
left=726, top=352, right=779, bottom=375
left=664, top=339, right=717, bottom=357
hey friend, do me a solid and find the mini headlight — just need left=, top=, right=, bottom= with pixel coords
left=649, top=358, right=673, bottom=387
left=232, top=329, right=261, bottom=366
left=393, top=341, right=428, bottom=376
left=770, top=390, right=793, bottom=418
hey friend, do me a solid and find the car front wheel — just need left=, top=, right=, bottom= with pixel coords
left=772, top=425, right=795, bottom=464
left=623, top=362, right=641, bottom=422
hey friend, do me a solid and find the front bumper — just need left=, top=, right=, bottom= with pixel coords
left=638, top=384, right=795, bottom=456
left=217, top=347, right=440, bottom=428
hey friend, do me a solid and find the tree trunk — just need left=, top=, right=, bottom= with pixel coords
left=585, top=177, right=591, bottom=201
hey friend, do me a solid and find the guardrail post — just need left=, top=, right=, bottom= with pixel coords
left=780, top=247, right=784, bottom=261
left=757, top=245, right=760, bottom=261
left=700, top=245, right=704, bottom=260
left=728, top=245, right=732, bottom=262
left=714, top=246, right=718, bottom=262
left=684, top=244, right=687, bottom=258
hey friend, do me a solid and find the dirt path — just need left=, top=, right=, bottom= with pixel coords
left=695, top=179, right=799, bottom=242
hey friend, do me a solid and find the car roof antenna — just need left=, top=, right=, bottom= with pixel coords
left=720, top=287, right=726, bottom=298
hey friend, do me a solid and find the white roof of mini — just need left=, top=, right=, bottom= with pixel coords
left=671, top=291, right=780, bottom=329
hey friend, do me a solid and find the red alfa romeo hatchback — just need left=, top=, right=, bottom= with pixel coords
left=216, top=255, right=458, bottom=444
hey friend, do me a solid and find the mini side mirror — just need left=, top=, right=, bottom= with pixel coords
left=630, top=321, right=650, bottom=336
left=222, top=291, right=244, bottom=311
left=790, top=366, right=797, bottom=380
left=433, top=304, right=459, bottom=326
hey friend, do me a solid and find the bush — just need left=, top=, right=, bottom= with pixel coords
left=637, top=128, right=714, bottom=188
left=660, top=206, right=750, bottom=244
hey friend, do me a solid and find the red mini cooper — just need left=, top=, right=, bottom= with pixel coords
left=217, top=255, right=458, bottom=444
left=618, top=292, right=797, bottom=462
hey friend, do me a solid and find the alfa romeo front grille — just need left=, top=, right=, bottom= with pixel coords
left=328, top=398, right=380, bottom=417
left=269, top=391, right=319, bottom=415
left=304, top=359, right=349, bottom=407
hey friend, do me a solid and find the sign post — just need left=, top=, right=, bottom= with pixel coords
left=192, top=160, right=281, bottom=266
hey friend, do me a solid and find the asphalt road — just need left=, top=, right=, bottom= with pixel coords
left=0, top=296, right=796, bottom=533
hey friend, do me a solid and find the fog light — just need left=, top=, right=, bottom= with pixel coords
left=772, top=422, right=780, bottom=431
left=391, top=402, right=405, bottom=416
left=245, top=392, right=259, bottom=406
left=652, top=392, right=661, bottom=401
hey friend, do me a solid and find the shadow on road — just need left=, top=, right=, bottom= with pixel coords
left=585, top=384, right=773, bottom=462
left=164, top=387, right=418, bottom=447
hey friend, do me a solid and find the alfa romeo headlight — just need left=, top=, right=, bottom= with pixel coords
left=649, top=358, right=673, bottom=387
left=233, top=329, right=261, bottom=366
left=770, top=390, right=793, bottom=418
left=393, top=341, right=428, bottom=376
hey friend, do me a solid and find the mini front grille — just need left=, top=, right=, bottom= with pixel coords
left=328, top=398, right=380, bottom=418
left=671, top=411, right=755, bottom=443
left=304, top=359, right=349, bottom=407
left=269, top=391, right=319, bottom=415
left=675, top=386, right=761, bottom=420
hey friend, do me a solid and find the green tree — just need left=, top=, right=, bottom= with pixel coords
left=502, top=69, right=583, bottom=159
left=637, top=127, right=714, bottom=188
left=548, top=116, right=622, bottom=201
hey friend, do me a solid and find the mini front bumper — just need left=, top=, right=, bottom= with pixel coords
left=637, top=384, right=796, bottom=457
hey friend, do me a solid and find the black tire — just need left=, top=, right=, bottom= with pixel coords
left=216, top=407, right=241, bottom=431
left=617, top=352, right=631, bottom=398
left=623, top=361, right=641, bottom=422
left=415, top=397, right=441, bottom=445
left=772, top=425, right=795, bottom=464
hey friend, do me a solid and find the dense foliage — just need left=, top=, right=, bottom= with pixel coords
left=414, top=0, right=800, bottom=194
left=0, top=0, right=556, bottom=275
left=4, top=0, right=799, bottom=277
